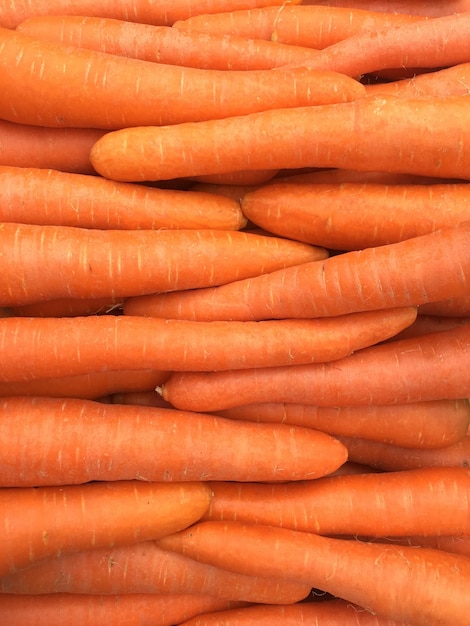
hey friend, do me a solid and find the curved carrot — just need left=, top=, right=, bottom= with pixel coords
left=0, top=396, right=348, bottom=486
left=0, top=223, right=324, bottom=306
left=123, top=221, right=470, bottom=322
left=0, top=27, right=364, bottom=130
left=0, top=541, right=311, bottom=603
left=89, top=95, right=470, bottom=182
left=157, top=520, right=470, bottom=625
left=0, top=480, right=212, bottom=576
left=160, top=324, right=470, bottom=411
left=201, top=467, right=470, bottom=537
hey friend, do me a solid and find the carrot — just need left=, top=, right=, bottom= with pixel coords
left=0, top=309, right=417, bottom=381
left=271, top=168, right=456, bottom=186
left=11, top=296, right=124, bottom=317
left=0, top=480, right=212, bottom=576
left=0, top=223, right=325, bottom=306
left=0, top=541, right=311, bottom=603
left=240, top=181, right=470, bottom=249
left=160, top=324, right=470, bottom=411
left=123, top=221, right=470, bottom=322
left=302, top=0, right=470, bottom=18
left=0, top=593, right=243, bottom=626
left=89, top=95, right=470, bottom=182
left=157, top=520, right=470, bottom=625
left=173, top=5, right=423, bottom=49
left=340, top=434, right=470, bottom=471
left=418, top=294, right=470, bottom=317
left=0, top=120, right=106, bottom=174
left=16, top=15, right=324, bottom=71
left=0, top=27, right=364, bottom=130
left=201, top=467, right=470, bottom=537
left=0, top=396, right=348, bottom=486
left=387, top=314, right=470, bottom=342
left=215, top=399, right=470, bottom=449
left=396, top=535, right=470, bottom=558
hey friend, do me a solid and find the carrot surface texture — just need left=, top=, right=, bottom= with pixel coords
left=89, top=95, right=470, bottom=182
left=123, top=221, right=470, bottom=321
left=301, top=0, right=470, bottom=18
left=160, top=323, right=470, bottom=411
left=0, top=480, right=212, bottom=576
left=157, top=520, right=470, bottom=626
left=0, top=27, right=364, bottom=130
left=0, top=222, right=325, bottom=306
left=0, top=396, right=348, bottom=486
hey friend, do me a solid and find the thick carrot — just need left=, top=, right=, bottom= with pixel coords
left=0, top=593, right=243, bottom=626
left=215, top=399, right=470, bottom=449
left=240, top=181, right=470, bottom=249
left=302, top=0, right=470, bottom=18
left=0, top=223, right=324, bottom=306
left=157, top=520, right=470, bottom=625
left=160, top=324, right=470, bottom=411
left=0, top=309, right=417, bottom=381
left=16, top=15, right=323, bottom=71
left=201, top=467, right=470, bottom=537
left=0, top=120, right=106, bottom=174
left=89, top=95, right=470, bottom=182
left=0, top=541, right=311, bottom=603
left=0, top=480, right=212, bottom=576
left=0, top=27, right=364, bottom=130
left=0, top=396, right=348, bottom=486
left=0, top=166, right=246, bottom=231
left=123, top=221, right=470, bottom=322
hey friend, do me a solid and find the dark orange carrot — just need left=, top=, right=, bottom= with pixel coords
left=160, top=324, right=470, bottom=411
left=215, top=399, right=470, bottom=449
left=0, top=593, right=244, bottom=626
left=0, top=223, right=324, bottom=306
left=201, top=467, right=470, bottom=537
left=0, top=309, right=417, bottom=381
left=0, top=27, right=364, bottom=130
left=240, top=181, right=470, bottom=249
left=0, top=396, right=348, bottom=486
left=0, top=480, right=212, bottom=576
left=89, top=95, right=470, bottom=183
left=123, top=221, right=470, bottom=322
left=0, top=166, right=246, bottom=231
left=0, top=541, right=311, bottom=603
left=418, top=295, right=470, bottom=317
left=157, top=520, right=470, bottom=625
left=302, top=0, right=470, bottom=18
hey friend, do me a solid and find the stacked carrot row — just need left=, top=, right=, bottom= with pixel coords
left=0, top=1, right=469, bottom=624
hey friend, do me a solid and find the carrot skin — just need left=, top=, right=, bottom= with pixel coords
left=300, top=0, right=470, bottom=17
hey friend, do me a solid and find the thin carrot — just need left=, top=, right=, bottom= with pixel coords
left=0, top=593, right=243, bottom=626
left=157, top=520, right=470, bottom=625
left=0, top=223, right=325, bottom=306
left=0, top=27, right=364, bottom=130
left=302, top=0, right=470, bottom=18
left=201, top=467, right=470, bottom=537
left=160, top=324, right=470, bottom=411
left=123, top=221, right=470, bottom=322
left=0, top=541, right=311, bottom=603
left=0, top=480, right=212, bottom=576
left=89, top=95, right=470, bottom=182
left=215, top=399, right=470, bottom=449
left=240, top=181, right=470, bottom=249
left=0, top=396, right=348, bottom=486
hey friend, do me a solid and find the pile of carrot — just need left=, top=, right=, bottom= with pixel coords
left=0, top=1, right=469, bottom=624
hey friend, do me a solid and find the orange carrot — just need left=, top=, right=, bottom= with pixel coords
left=0, top=593, right=243, bottom=626
left=16, top=15, right=323, bottom=71
left=0, top=166, right=246, bottom=231
left=0, top=223, right=324, bottom=306
left=215, top=399, right=470, bottom=449
left=0, top=396, right=348, bottom=486
left=89, top=95, right=470, bottom=182
left=240, top=181, right=470, bottom=249
left=0, top=541, right=311, bottom=603
left=302, top=0, right=470, bottom=18
left=157, top=520, right=470, bottom=625
left=0, top=480, right=212, bottom=576
left=0, top=309, right=417, bottom=381
left=0, top=120, right=106, bottom=174
left=201, top=467, right=470, bottom=537
left=160, top=324, right=470, bottom=411
left=123, top=221, right=470, bottom=322
left=0, top=27, right=364, bottom=130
